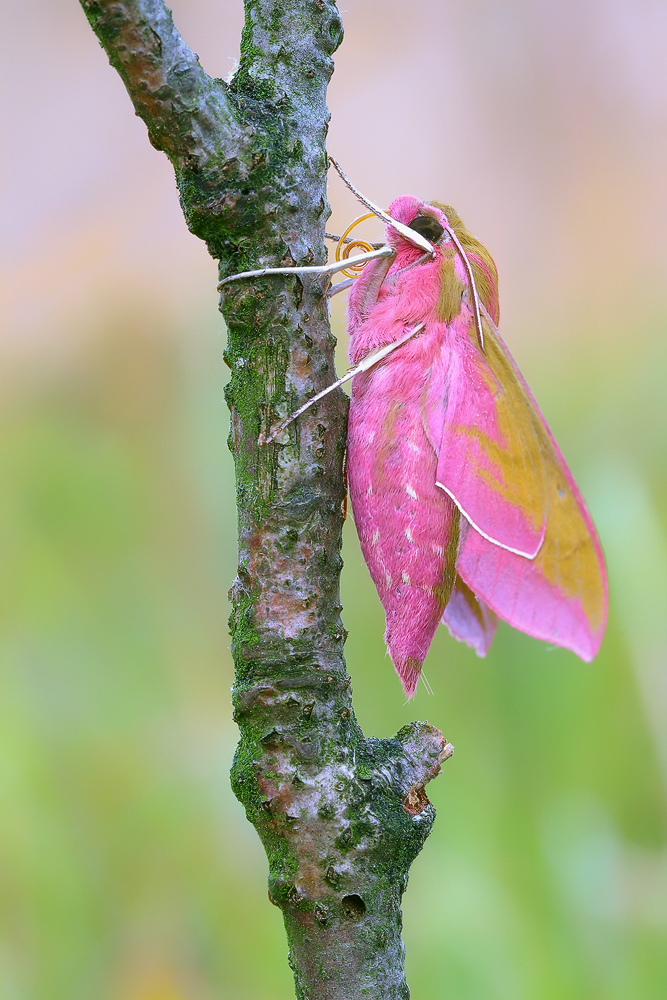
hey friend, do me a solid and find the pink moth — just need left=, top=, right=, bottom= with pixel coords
left=218, top=164, right=608, bottom=697
left=345, top=196, right=607, bottom=695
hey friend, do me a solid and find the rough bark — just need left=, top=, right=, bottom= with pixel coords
left=79, top=2, right=453, bottom=996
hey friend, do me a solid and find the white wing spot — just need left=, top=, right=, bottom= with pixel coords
left=366, top=485, right=373, bottom=496
left=433, top=544, right=444, bottom=556
left=407, top=440, right=421, bottom=453
left=406, top=484, right=418, bottom=499
left=372, top=529, right=380, bottom=545
left=405, top=528, right=414, bottom=543
left=385, top=572, right=392, bottom=587
left=402, top=572, right=411, bottom=585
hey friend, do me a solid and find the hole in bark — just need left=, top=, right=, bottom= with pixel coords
left=341, top=894, right=366, bottom=920
left=328, top=15, right=343, bottom=44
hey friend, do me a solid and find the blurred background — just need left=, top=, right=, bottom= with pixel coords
left=2, top=1, right=667, bottom=997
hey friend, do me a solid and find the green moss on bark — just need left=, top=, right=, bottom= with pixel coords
left=80, top=1, right=454, bottom=996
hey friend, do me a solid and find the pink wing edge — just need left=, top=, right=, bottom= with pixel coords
left=441, top=576, right=499, bottom=656
left=446, top=309, right=609, bottom=661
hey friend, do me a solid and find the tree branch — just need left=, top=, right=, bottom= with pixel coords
left=80, top=2, right=453, bottom=996
left=80, top=0, right=240, bottom=160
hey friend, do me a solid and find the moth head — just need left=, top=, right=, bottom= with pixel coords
left=385, top=196, right=448, bottom=249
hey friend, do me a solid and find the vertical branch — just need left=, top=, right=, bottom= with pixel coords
left=79, top=2, right=453, bottom=996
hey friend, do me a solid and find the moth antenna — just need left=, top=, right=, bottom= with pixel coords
left=478, top=300, right=500, bottom=336
left=259, top=323, right=424, bottom=445
left=443, top=225, right=486, bottom=354
left=329, top=156, right=484, bottom=349
left=329, top=156, right=435, bottom=258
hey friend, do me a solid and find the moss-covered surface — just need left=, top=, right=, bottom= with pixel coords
left=79, top=1, right=453, bottom=996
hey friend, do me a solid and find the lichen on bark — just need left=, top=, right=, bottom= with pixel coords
left=79, top=1, right=453, bottom=996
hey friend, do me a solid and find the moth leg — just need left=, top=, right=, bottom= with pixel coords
left=217, top=247, right=394, bottom=291
left=327, top=277, right=355, bottom=299
left=346, top=252, right=396, bottom=328
left=259, top=323, right=424, bottom=445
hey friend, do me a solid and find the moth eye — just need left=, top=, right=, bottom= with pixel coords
left=408, top=215, right=445, bottom=243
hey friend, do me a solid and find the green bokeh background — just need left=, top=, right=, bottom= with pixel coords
left=2, top=1, right=667, bottom=998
